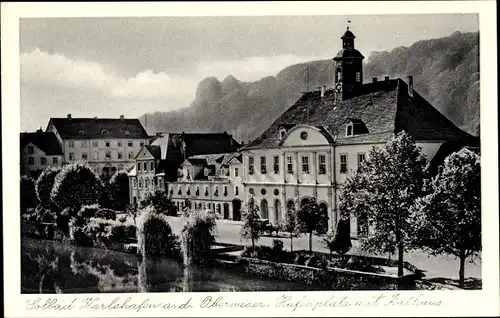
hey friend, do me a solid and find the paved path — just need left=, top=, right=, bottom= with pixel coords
left=166, top=216, right=481, bottom=280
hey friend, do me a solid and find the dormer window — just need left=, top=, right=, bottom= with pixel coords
left=125, top=131, right=130, bottom=136
left=279, top=128, right=287, bottom=140
left=346, top=123, right=353, bottom=136
left=101, top=129, right=109, bottom=136
left=345, top=118, right=369, bottom=137
left=79, top=131, right=85, bottom=136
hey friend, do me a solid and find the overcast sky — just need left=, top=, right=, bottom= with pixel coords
left=20, top=14, right=478, bottom=132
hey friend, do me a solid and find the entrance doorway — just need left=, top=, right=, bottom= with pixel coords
left=232, top=199, right=242, bottom=221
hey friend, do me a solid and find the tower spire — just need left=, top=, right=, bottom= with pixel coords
left=347, top=18, right=351, bottom=30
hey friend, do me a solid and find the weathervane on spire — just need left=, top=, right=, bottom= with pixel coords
left=347, top=18, right=351, bottom=30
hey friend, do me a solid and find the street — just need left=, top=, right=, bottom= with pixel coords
left=166, top=216, right=481, bottom=280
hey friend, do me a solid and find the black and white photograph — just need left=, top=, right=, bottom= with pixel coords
left=2, top=1, right=499, bottom=317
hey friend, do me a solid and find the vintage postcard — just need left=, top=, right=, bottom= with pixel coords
left=2, top=1, right=499, bottom=317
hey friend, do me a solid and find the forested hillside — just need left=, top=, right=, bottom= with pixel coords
left=140, top=31, right=479, bottom=143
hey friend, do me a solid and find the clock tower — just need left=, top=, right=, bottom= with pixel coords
left=333, top=23, right=365, bottom=100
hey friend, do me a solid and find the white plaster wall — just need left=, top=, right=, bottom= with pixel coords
left=22, top=142, right=62, bottom=174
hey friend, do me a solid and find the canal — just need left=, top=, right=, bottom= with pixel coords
left=21, top=238, right=322, bottom=293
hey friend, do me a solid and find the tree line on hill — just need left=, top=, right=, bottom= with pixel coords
left=140, top=31, right=479, bottom=143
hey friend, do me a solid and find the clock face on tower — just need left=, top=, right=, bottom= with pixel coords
left=335, top=83, right=342, bottom=92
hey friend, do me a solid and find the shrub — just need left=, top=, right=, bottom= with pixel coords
left=137, top=206, right=181, bottom=259
left=69, top=217, right=112, bottom=248
left=21, top=175, right=38, bottom=213
left=330, top=216, right=353, bottom=255
left=35, top=166, right=61, bottom=209
left=304, top=254, right=329, bottom=269
left=95, top=208, right=117, bottom=221
left=346, top=257, right=385, bottom=273
left=51, top=162, right=104, bottom=215
left=69, top=215, right=137, bottom=248
left=117, top=214, right=128, bottom=223
left=78, top=204, right=101, bottom=219
left=139, top=190, right=177, bottom=216
left=110, top=223, right=137, bottom=243
left=180, top=210, right=217, bottom=265
left=241, top=240, right=285, bottom=262
left=108, top=170, right=130, bottom=211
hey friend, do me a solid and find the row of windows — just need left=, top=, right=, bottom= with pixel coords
left=247, top=153, right=366, bottom=175
left=172, top=185, right=239, bottom=197
left=340, top=153, right=366, bottom=173
left=67, top=140, right=145, bottom=149
left=176, top=201, right=225, bottom=213
left=137, top=161, right=155, bottom=173
left=68, top=151, right=134, bottom=161
left=132, top=177, right=163, bottom=190
left=248, top=155, right=328, bottom=175
left=27, top=157, right=58, bottom=165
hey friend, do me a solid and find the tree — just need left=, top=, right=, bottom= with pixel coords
left=136, top=206, right=181, bottom=259
left=126, top=203, right=139, bottom=225
left=339, top=131, right=428, bottom=277
left=35, top=166, right=62, bottom=210
left=413, top=150, right=481, bottom=288
left=51, top=162, right=105, bottom=216
left=108, top=170, right=130, bottom=211
left=280, top=200, right=301, bottom=253
left=139, top=190, right=177, bottom=216
left=240, top=196, right=261, bottom=248
left=181, top=210, right=217, bottom=265
left=21, top=175, right=38, bottom=213
left=297, top=198, right=327, bottom=252
left=323, top=216, right=352, bottom=256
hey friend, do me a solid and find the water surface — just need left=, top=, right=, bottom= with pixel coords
left=21, top=238, right=321, bottom=293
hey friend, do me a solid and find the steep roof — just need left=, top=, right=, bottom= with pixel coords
left=144, top=145, right=161, bottom=160
left=241, top=78, right=478, bottom=150
left=157, top=133, right=241, bottom=182
left=47, top=117, right=149, bottom=139
left=20, top=132, right=63, bottom=155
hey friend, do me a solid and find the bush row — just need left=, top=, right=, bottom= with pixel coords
left=240, top=257, right=398, bottom=290
left=240, top=239, right=384, bottom=274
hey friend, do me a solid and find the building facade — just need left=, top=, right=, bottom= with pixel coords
left=239, top=26, right=479, bottom=236
left=20, top=130, right=63, bottom=176
left=128, top=132, right=241, bottom=206
left=46, top=114, right=149, bottom=179
left=167, top=153, right=244, bottom=220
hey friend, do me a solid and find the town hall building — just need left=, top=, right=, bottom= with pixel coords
left=238, top=26, right=479, bottom=236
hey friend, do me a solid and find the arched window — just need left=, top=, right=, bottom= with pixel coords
left=274, top=199, right=282, bottom=222
left=260, top=199, right=269, bottom=219
left=300, top=197, right=311, bottom=208
left=138, top=178, right=143, bottom=189
left=318, top=202, right=329, bottom=234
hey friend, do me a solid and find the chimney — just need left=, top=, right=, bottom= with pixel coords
left=372, top=77, right=378, bottom=83
left=320, top=86, right=326, bottom=98
left=407, top=76, right=414, bottom=98
left=67, top=114, right=72, bottom=119
left=120, top=115, right=124, bottom=120
left=94, top=116, right=98, bottom=119
left=384, top=76, right=390, bottom=81
left=156, top=132, right=164, bottom=137
left=36, top=127, right=43, bottom=133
